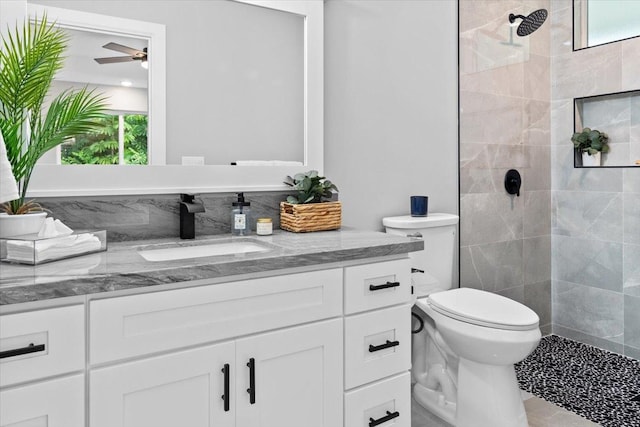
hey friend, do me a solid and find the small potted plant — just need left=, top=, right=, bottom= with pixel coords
left=0, top=15, right=107, bottom=237
left=571, top=128, right=609, bottom=167
left=280, top=170, right=340, bottom=232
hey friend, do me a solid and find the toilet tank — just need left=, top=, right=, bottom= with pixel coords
left=383, top=213, right=459, bottom=296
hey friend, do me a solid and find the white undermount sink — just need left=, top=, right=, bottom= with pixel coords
left=138, top=239, right=271, bottom=262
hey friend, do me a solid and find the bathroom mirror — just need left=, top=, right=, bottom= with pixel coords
left=573, top=0, right=640, bottom=50
left=2, top=0, right=323, bottom=195
left=573, top=90, right=640, bottom=168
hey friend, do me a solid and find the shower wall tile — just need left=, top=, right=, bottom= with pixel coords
left=464, top=240, right=524, bottom=292
left=460, top=91, right=523, bottom=145
left=552, top=324, right=624, bottom=355
left=625, top=294, right=640, bottom=350
left=522, top=145, right=551, bottom=190
left=524, top=191, right=551, bottom=237
left=551, top=145, right=624, bottom=192
left=552, top=280, right=624, bottom=343
left=552, top=235, right=623, bottom=293
left=460, top=193, right=523, bottom=245
left=624, top=169, right=640, bottom=193
left=552, top=191, right=623, bottom=242
left=458, top=0, right=521, bottom=33
left=550, top=98, right=573, bottom=145
left=460, top=245, right=483, bottom=290
left=624, top=193, right=640, bottom=244
left=524, top=54, right=550, bottom=101
left=552, top=46, right=622, bottom=100
left=624, top=244, right=640, bottom=297
left=625, top=345, right=640, bottom=360
left=526, top=0, right=551, bottom=57
left=622, top=39, right=640, bottom=89
left=497, top=285, right=525, bottom=304
left=524, top=279, right=551, bottom=327
left=524, top=100, right=551, bottom=146
left=549, top=0, right=572, bottom=57
left=460, top=61, right=524, bottom=98
left=524, top=235, right=551, bottom=284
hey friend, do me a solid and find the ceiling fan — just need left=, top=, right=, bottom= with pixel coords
left=94, top=42, right=148, bottom=67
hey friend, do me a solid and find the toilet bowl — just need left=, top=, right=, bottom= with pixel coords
left=383, top=214, right=541, bottom=427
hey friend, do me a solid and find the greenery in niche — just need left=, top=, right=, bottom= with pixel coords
left=571, top=128, right=610, bottom=156
left=0, top=15, right=107, bottom=214
left=283, top=170, right=338, bottom=204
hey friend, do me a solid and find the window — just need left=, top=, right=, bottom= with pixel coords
left=61, top=113, right=148, bottom=165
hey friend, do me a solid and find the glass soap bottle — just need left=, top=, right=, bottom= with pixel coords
left=231, top=193, right=251, bottom=236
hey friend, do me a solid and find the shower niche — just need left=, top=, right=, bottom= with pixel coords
left=574, top=89, right=640, bottom=168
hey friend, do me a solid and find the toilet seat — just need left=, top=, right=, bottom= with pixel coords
left=426, top=288, right=539, bottom=331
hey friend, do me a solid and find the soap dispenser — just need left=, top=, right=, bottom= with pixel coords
left=231, top=192, right=251, bottom=236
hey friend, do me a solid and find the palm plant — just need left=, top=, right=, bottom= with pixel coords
left=0, top=15, right=107, bottom=214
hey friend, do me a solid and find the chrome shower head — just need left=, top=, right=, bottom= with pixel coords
left=509, top=9, right=548, bottom=36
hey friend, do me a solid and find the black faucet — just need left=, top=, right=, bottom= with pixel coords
left=179, top=193, right=205, bottom=239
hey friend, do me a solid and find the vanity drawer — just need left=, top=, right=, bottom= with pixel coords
left=0, top=305, right=85, bottom=387
left=344, top=259, right=411, bottom=314
left=90, top=268, right=343, bottom=364
left=344, top=372, right=411, bottom=427
left=0, top=374, right=84, bottom=427
left=344, top=304, right=411, bottom=389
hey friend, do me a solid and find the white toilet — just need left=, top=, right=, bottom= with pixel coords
left=383, top=213, right=541, bottom=427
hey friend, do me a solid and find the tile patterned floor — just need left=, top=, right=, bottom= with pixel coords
left=516, top=335, right=640, bottom=427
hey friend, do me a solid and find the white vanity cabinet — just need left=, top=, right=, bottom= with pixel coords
left=0, top=305, right=85, bottom=427
left=0, top=254, right=415, bottom=427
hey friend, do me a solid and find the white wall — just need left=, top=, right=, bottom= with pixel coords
left=324, top=0, right=459, bottom=232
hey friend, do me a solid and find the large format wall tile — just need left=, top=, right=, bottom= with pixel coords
left=524, top=191, right=551, bottom=237
left=552, top=191, right=623, bottom=242
left=622, top=39, right=640, bottom=89
left=552, top=235, right=623, bottom=292
left=624, top=243, right=640, bottom=297
left=552, top=324, right=624, bottom=355
left=460, top=91, right=524, bottom=145
left=460, top=193, right=523, bottom=245
left=524, top=279, right=551, bottom=328
left=625, top=294, right=640, bottom=351
left=624, top=193, right=640, bottom=244
left=524, top=235, right=551, bottom=285
left=463, top=240, right=524, bottom=292
left=551, top=145, right=624, bottom=192
left=553, top=280, right=624, bottom=343
left=524, top=100, right=551, bottom=146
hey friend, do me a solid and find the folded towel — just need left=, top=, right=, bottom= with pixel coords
left=6, top=232, right=102, bottom=263
left=0, top=132, right=19, bottom=203
left=233, top=160, right=304, bottom=166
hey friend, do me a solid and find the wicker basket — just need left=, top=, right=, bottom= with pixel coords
left=279, top=201, right=342, bottom=233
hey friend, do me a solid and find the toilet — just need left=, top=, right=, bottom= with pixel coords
left=383, top=213, right=541, bottom=427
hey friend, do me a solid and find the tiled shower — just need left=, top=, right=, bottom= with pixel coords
left=459, top=0, right=640, bottom=360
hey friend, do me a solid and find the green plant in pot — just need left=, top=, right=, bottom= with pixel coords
left=283, top=170, right=338, bottom=204
left=571, top=128, right=609, bottom=166
left=0, top=15, right=107, bottom=220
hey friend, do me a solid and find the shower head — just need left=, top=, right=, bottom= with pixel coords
left=509, top=9, right=548, bottom=36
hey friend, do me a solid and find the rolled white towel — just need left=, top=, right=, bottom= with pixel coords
left=0, top=132, right=19, bottom=203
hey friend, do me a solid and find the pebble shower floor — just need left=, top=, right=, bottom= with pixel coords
left=515, top=335, right=640, bottom=427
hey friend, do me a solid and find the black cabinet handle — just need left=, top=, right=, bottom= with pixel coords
left=369, top=340, right=400, bottom=353
left=369, top=281, right=400, bottom=291
left=221, top=363, right=230, bottom=412
left=369, top=411, right=400, bottom=427
left=0, top=343, right=45, bottom=359
left=246, top=358, right=256, bottom=404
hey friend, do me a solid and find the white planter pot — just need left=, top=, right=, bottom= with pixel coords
left=582, top=151, right=601, bottom=167
left=0, top=212, right=47, bottom=238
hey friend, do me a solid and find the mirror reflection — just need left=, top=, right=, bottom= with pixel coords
left=573, top=0, right=640, bottom=50
left=30, top=0, right=305, bottom=166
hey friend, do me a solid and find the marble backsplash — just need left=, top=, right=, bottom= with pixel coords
left=38, top=191, right=291, bottom=242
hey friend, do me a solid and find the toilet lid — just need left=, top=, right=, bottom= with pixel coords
left=427, top=288, right=539, bottom=331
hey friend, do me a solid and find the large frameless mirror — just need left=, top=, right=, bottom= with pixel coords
left=573, top=0, right=640, bottom=50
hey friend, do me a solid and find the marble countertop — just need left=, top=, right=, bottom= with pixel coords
left=0, top=229, right=422, bottom=306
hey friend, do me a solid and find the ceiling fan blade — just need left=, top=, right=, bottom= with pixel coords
left=94, top=56, right=137, bottom=64
left=102, top=42, right=144, bottom=56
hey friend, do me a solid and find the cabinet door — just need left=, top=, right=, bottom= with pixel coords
left=90, top=342, right=234, bottom=427
left=0, top=374, right=84, bottom=427
left=236, top=319, right=343, bottom=427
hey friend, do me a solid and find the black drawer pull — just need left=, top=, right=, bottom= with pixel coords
left=221, top=363, right=230, bottom=412
left=369, top=281, right=400, bottom=291
left=0, top=343, right=46, bottom=359
left=247, top=358, right=256, bottom=404
left=369, top=340, right=400, bottom=353
left=369, top=411, right=400, bottom=427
